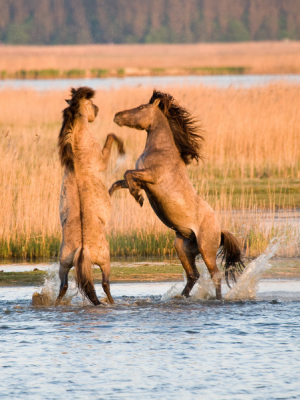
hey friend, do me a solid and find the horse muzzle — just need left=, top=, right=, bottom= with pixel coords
left=113, top=112, right=125, bottom=126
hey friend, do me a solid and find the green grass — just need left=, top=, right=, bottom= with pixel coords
left=91, top=68, right=109, bottom=78
left=64, top=69, right=86, bottom=78
left=98, top=263, right=183, bottom=282
left=151, top=68, right=166, bottom=75
left=0, top=235, right=61, bottom=260
left=263, top=259, right=300, bottom=279
left=0, top=263, right=183, bottom=286
left=0, top=178, right=298, bottom=261
left=193, top=178, right=300, bottom=208
left=117, top=68, right=125, bottom=77
left=0, top=232, right=176, bottom=261
left=1, top=259, right=300, bottom=287
left=0, top=270, right=47, bottom=286
left=189, top=66, right=246, bottom=75
left=108, top=231, right=176, bottom=258
left=0, top=66, right=247, bottom=80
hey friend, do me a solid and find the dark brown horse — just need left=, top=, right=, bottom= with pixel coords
left=109, top=90, right=244, bottom=299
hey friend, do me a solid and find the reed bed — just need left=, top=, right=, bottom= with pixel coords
left=0, top=84, right=299, bottom=260
left=1, top=42, right=300, bottom=75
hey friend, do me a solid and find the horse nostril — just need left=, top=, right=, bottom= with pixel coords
left=114, top=112, right=123, bottom=125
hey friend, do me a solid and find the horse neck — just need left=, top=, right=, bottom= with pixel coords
left=73, top=112, right=90, bottom=142
left=145, top=111, right=176, bottom=151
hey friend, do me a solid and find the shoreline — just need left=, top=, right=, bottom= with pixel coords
left=0, top=258, right=299, bottom=287
left=2, top=68, right=300, bottom=81
left=0, top=66, right=247, bottom=80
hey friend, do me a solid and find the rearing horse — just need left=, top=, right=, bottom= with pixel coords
left=58, top=87, right=124, bottom=305
left=109, top=90, right=244, bottom=300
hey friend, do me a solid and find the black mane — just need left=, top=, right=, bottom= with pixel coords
left=149, top=90, right=203, bottom=164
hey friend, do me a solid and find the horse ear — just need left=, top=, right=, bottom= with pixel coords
left=65, top=99, right=72, bottom=105
left=153, top=98, right=161, bottom=107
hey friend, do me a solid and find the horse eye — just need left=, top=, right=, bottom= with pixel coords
left=139, top=106, right=144, bottom=110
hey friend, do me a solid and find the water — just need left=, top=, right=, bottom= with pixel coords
left=1, top=246, right=300, bottom=399
left=1, top=74, right=300, bottom=91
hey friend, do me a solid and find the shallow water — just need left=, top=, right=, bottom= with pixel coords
left=1, top=267, right=300, bottom=399
left=1, top=74, right=300, bottom=91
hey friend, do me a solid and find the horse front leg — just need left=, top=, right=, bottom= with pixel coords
left=102, top=133, right=125, bottom=169
left=124, top=168, right=158, bottom=207
left=109, top=179, right=128, bottom=196
left=109, top=179, right=144, bottom=206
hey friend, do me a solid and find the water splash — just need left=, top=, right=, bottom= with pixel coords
left=161, top=280, right=185, bottom=301
left=161, top=263, right=216, bottom=301
left=31, top=264, right=82, bottom=306
left=191, top=263, right=218, bottom=300
left=162, top=239, right=281, bottom=302
left=225, top=239, right=279, bottom=301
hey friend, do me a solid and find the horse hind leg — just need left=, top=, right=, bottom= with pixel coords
left=174, top=232, right=199, bottom=298
left=97, top=260, right=114, bottom=305
left=57, top=253, right=73, bottom=303
left=197, top=236, right=222, bottom=300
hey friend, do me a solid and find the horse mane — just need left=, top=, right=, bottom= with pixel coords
left=149, top=90, right=204, bottom=164
left=58, top=86, right=95, bottom=171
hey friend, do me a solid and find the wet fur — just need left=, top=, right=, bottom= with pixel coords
left=220, top=230, right=245, bottom=287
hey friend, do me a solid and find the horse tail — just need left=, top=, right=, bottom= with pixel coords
left=74, top=246, right=100, bottom=305
left=219, top=229, right=245, bottom=288
left=73, top=173, right=101, bottom=305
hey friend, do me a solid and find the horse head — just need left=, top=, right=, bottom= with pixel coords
left=65, top=87, right=99, bottom=122
left=114, top=98, right=161, bottom=130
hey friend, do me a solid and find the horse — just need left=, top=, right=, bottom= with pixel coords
left=57, top=86, right=124, bottom=305
left=109, top=90, right=244, bottom=300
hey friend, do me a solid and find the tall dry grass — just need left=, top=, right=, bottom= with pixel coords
left=0, top=84, right=299, bottom=260
left=1, top=42, right=300, bottom=75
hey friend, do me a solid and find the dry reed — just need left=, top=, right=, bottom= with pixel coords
left=0, top=84, right=299, bottom=260
left=1, top=42, right=300, bottom=75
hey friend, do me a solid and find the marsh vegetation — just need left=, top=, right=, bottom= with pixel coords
left=0, top=84, right=299, bottom=260
left=1, top=42, right=300, bottom=78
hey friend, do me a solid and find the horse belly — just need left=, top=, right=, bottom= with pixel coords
left=145, top=187, right=197, bottom=238
left=77, top=175, right=111, bottom=258
left=59, top=172, right=82, bottom=251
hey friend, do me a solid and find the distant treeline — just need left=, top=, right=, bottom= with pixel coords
left=0, top=0, right=300, bottom=44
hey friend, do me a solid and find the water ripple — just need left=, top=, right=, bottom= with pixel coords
left=1, top=277, right=300, bottom=399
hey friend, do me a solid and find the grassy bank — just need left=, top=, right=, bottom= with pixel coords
left=0, top=263, right=183, bottom=286
left=0, top=84, right=299, bottom=261
left=1, top=259, right=299, bottom=287
left=0, top=66, right=246, bottom=80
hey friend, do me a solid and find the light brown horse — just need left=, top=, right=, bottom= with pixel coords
left=57, top=87, right=124, bottom=305
left=109, top=90, right=244, bottom=300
